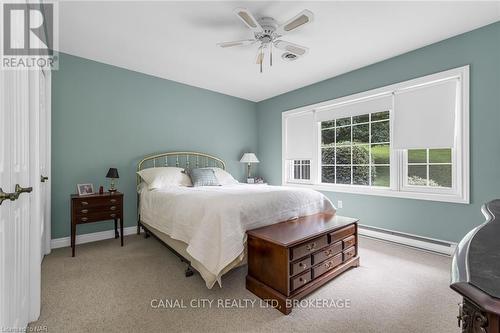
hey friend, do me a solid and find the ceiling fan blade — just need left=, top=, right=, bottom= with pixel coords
left=217, top=39, right=255, bottom=48
left=234, top=8, right=264, bottom=33
left=274, top=40, right=308, bottom=56
left=276, top=10, right=314, bottom=35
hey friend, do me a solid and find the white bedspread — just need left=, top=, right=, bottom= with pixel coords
left=139, top=184, right=335, bottom=288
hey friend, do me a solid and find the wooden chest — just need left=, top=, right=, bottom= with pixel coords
left=246, top=213, right=359, bottom=314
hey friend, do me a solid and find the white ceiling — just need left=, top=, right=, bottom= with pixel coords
left=59, top=1, right=500, bottom=102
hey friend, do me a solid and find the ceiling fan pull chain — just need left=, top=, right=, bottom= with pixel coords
left=270, top=43, right=273, bottom=67
left=260, top=48, right=263, bottom=73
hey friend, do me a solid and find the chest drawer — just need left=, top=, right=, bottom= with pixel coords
left=74, top=196, right=122, bottom=209
left=313, top=253, right=342, bottom=278
left=291, top=235, right=328, bottom=260
left=343, top=246, right=356, bottom=262
left=313, top=241, right=342, bottom=264
left=343, top=235, right=356, bottom=249
left=330, top=224, right=356, bottom=243
left=290, top=256, right=311, bottom=277
left=290, top=270, right=311, bottom=292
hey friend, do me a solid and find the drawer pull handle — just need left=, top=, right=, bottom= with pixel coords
left=110, top=214, right=116, bottom=218
left=110, top=206, right=117, bottom=211
left=110, top=199, right=117, bottom=203
left=325, top=249, right=333, bottom=256
left=81, top=209, right=88, bottom=214
left=306, top=242, right=316, bottom=251
left=299, top=277, right=307, bottom=284
left=81, top=201, right=88, bottom=206
left=325, top=261, right=333, bottom=269
left=81, top=217, right=88, bottom=222
left=298, top=262, right=307, bottom=269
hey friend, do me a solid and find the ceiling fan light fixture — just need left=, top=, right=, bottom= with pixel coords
left=282, top=52, right=298, bottom=61
left=218, top=8, right=314, bottom=73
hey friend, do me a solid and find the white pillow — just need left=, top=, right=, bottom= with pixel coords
left=202, top=167, right=239, bottom=185
left=137, top=167, right=192, bottom=189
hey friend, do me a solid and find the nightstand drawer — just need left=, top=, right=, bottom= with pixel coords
left=74, top=196, right=122, bottom=208
left=76, top=204, right=121, bottom=216
left=76, top=210, right=121, bottom=224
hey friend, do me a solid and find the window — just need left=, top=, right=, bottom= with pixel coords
left=407, top=149, right=452, bottom=188
left=320, top=111, right=390, bottom=187
left=282, top=66, right=469, bottom=204
left=287, top=160, right=311, bottom=182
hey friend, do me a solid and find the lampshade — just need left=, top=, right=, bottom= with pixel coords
left=106, top=168, right=119, bottom=179
left=240, top=153, right=259, bottom=163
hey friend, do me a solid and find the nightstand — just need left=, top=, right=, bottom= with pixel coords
left=70, top=192, right=124, bottom=257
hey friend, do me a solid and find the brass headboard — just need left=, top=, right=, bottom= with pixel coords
left=136, top=151, right=226, bottom=185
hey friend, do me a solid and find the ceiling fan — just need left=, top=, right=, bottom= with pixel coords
left=217, top=8, right=314, bottom=73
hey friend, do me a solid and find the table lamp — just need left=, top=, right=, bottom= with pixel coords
left=240, top=153, right=259, bottom=183
left=106, top=168, right=119, bottom=193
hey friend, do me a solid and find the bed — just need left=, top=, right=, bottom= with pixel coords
left=136, top=151, right=335, bottom=288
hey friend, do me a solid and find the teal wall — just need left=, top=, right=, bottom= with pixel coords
left=52, top=53, right=257, bottom=238
left=53, top=22, right=500, bottom=242
left=256, top=22, right=500, bottom=242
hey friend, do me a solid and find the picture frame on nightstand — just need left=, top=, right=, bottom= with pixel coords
left=77, top=183, right=94, bottom=196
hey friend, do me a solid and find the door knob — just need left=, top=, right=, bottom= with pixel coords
left=40, top=175, right=49, bottom=183
left=0, top=187, right=17, bottom=205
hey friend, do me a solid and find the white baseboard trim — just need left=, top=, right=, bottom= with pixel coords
left=51, top=224, right=457, bottom=256
left=51, top=226, right=137, bottom=249
left=358, top=225, right=457, bottom=256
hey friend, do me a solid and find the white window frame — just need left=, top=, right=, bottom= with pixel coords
left=286, top=159, right=312, bottom=184
left=281, top=66, right=469, bottom=204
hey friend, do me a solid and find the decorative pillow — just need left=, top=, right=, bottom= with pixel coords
left=201, top=167, right=239, bottom=185
left=188, top=168, right=220, bottom=187
left=137, top=167, right=192, bottom=189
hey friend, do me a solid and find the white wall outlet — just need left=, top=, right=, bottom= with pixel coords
left=337, top=200, right=343, bottom=209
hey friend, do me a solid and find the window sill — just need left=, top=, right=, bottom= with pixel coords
left=283, top=182, right=469, bottom=204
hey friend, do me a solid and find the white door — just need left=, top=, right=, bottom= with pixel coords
left=38, top=70, right=51, bottom=257
left=0, top=69, right=43, bottom=329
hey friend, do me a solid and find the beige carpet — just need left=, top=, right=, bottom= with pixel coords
left=30, top=234, right=460, bottom=333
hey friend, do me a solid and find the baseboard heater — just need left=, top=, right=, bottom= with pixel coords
left=358, top=224, right=457, bottom=256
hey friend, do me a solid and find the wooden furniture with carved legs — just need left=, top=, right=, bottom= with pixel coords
left=70, top=192, right=124, bottom=257
left=451, top=199, right=500, bottom=333
left=246, top=213, right=359, bottom=314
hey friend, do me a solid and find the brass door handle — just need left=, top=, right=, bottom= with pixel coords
left=0, top=188, right=16, bottom=205
left=40, top=175, right=49, bottom=183
left=15, top=184, right=33, bottom=196
left=0, top=184, right=32, bottom=205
